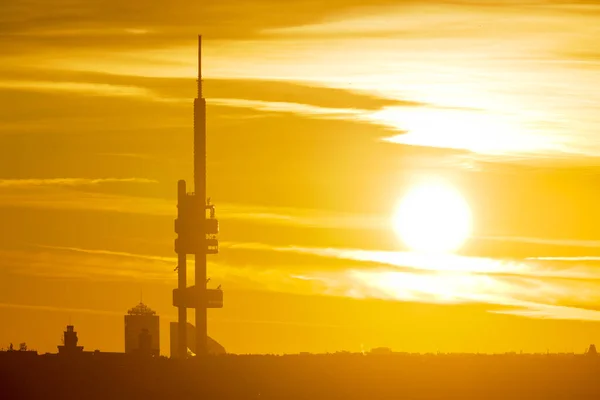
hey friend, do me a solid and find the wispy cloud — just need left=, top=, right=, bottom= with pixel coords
left=0, top=79, right=192, bottom=104
left=482, top=236, right=600, bottom=249
left=320, top=268, right=600, bottom=322
left=526, top=256, right=600, bottom=261
left=0, top=177, right=157, bottom=188
left=490, top=301, right=600, bottom=321
left=0, top=247, right=175, bottom=283
left=219, top=204, right=386, bottom=230
left=207, top=97, right=565, bottom=157
left=0, top=80, right=152, bottom=98
left=37, top=245, right=177, bottom=264
left=0, top=190, right=174, bottom=216
left=10, top=242, right=600, bottom=322
left=8, top=245, right=319, bottom=295
left=0, top=184, right=386, bottom=230
left=0, top=300, right=339, bottom=331
left=0, top=302, right=123, bottom=317
left=273, top=245, right=600, bottom=280
left=267, top=244, right=600, bottom=321
left=209, top=98, right=364, bottom=118
left=4, top=0, right=600, bottom=159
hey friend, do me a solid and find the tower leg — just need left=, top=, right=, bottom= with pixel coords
left=177, top=179, right=188, bottom=359
left=195, top=253, right=207, bottom=356
left=178, top=252, right=187, bottom=358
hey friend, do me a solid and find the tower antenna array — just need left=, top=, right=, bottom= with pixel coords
left=172, top=35, right=223, bottom=359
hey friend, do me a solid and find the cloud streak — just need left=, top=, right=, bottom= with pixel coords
left=0, top=245, right=329, bottom=302
left=256, top=243, right=600, bottom=321
left=526, top=256, right=600, bottom=262
left=0, top=184, right=387, bottom=230
left=0, top=302, right=123, bottom=317
left=316, top=267, right=600, bottom=322
left=37, top=245, right=177, bottom=264
left=482, top=236, right=600, bottom=249
left=3, top=0, right=600, bottom=159
left=210, top=98, right=364, bottom=118
left=0, top=80, right=154, bottom=99
left=273, top=245, right=600, bottom=280
left=0, top=177, right=158, bottom=187
left=18, top=242, right=600, bottom=323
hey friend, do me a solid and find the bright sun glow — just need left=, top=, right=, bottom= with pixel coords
left=392, top=180, right=472, bottom=254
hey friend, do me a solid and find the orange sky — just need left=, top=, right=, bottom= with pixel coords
left=2, top=0, right=600, bottom=355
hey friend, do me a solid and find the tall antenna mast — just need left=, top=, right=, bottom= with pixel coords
left=194, top=34, right=208, bottom=357
left=172, top=35, right=223, bottom=360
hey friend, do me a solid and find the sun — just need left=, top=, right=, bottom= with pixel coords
left=392, top=180, right=472, bottom=254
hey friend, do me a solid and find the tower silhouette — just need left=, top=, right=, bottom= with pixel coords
left=124, top=302, right=159, bottom=356
left=172, top=35, right=223, bottom=359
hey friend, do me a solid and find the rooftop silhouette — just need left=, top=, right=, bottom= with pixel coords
left=2, top=10, right=600, bottom=398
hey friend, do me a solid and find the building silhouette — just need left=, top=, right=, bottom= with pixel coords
left=57, top=325, right=83, bottom=355
left=124, top=302, right=159, bottom=356
left=370, top=347, right=393, bottom=355
left=586, top=344, right=597, bottom=356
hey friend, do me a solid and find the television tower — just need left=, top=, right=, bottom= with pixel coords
left=172, top=35, right=223, bottom=359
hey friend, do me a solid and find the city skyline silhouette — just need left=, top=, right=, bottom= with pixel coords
left=3, top=0, right=600, bottom=360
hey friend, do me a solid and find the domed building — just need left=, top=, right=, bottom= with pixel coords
left=124, top=302, right=160, bottom=356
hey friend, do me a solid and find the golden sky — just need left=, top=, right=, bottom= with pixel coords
left=2, top=0, right=600, bottom=355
